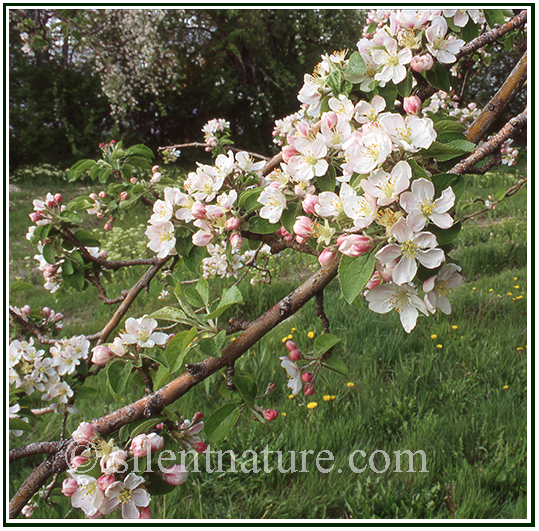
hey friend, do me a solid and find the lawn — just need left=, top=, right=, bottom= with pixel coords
left=8, top=162, right=528, bottom=519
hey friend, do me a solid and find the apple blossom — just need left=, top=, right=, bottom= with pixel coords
left=72, top=422, right=98, bottom=444
left=426, top=16, right=466, bottom=64
left=101, top=473, right=150, bottom=519
left=258, top=187, right=287, bottom=224
left=410, top=54, right=434, bottom=72
left=119, top=316, right=169, bottom=348
left=161, top=464, right=189, bottom=486
left=279, top=356, right=302, bottom=395
left=423, top=263, right=463, bottom=314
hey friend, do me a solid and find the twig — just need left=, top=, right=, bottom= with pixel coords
left=464, top=151, right=502, bottom=174
left=449, top=109, right=527, bottom=175
left=225, top=318, right=251, bottom=335
left=315, top=292, right=330, bottom=335
left=159, top=143, right=270, bottom=161
left=9, top=310, right=57, bottom=346
left=87, top=274, right=127, bottom=305
left=9, top=442, right=63, bottom=463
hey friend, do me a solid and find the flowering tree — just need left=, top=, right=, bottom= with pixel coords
left=9, top=9, right=527, bottom=519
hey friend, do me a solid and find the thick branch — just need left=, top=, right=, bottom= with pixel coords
left=9, top=256, right=340, bottom=518
left=449, top=110, right=527, bottom=175
left=9, top=442, right=63, bottom=464
left=241, top=231, right=319, bottom=257
left=9, top=309, right=57, bottom=345
left=466, top=51, right=527, bottom=144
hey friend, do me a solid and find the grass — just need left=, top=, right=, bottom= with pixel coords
left=8, top=162, right=528, bottom=520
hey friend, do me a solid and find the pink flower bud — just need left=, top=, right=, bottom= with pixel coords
left=147, top=433, right=165, bottom=452
left=104, top=222, right=112, bottom=231
left=365, top=272, right=382, bottom=290
left=293, top=216, right=313, bottom=240
left=161, top=464, right=189, bottom=486
left=130, top=177, right=137, bottom=184
left=468, top=102, right=477, bottom=111
left=41, top=307, right=51, bottom=319
left=264, top=409, right=279, bottom=421
left=265, top=383, right=277, bottom=395
left=152, top=165, right=160, bottom=173
left=301, top=194, right=319, bottom=215
left=282, top=145, right=299, bottom=163
left=46, top=199, right=56, bottom=208
left=61, top=477, right=79, bottom=497
left=289, top=349, right=303, bottom=361
left=192, top=411, right=204, bottom=424
left=29, top=212, right=42, bottom=223
left=130, top=434, right=149, bottom=457
left=53, top=193, right=63, bottom=204
left=193, top=442, right=208, bottom=454
left=230, top=233, right=244, bottom=249
left=318, top=249, right=337, bottom=267
left=91, top=345, right=115, bottom=366
left=138, top=507, right=152, bottom=519
left=296, top=120, right=310, bottom=137
left=302, top=372, right=313, bottom=383
left=89, top=193, right=98, bottom=201
left=410, top=54, right=434, bottom=73
left=338, top=235, right=371, bottom=258
left=280, top=226, right=293, bottom=241
left=99, top=250, right=108, bottom=260
left=120, top=191, right=128, bottom=201
left=156, top=423, right=164, bottom=430
left=70, top=456, right=89, bottom=469
left=304, top=382, right=316, bottom=396
left=324, top=112, right=338, bottom=129
left=54, top=312, right=64, bottom=322
left=151, top=172, right=162, bottom=184
left=285, top=340, right=298, bottom=352
left=72, top=421, right=98, bottom=444
left=96, top=474, right=115, bottom=492
left=110, top=140, right=116, bottom=144
left=21, top=305, right=31, bottom=317
left=191, top=202, right=207, bottom=220
left=226, top=217, right=241, bottom=231
left=403, top=95, right=421, bottom=115
left=96, top=212, right=105, bottom=219
left=98, top=191, right=108, bottom=199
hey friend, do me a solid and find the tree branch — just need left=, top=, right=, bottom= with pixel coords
left=449, top=109, right=527, bottom=175
left=9, top=256, right=340, bottom=518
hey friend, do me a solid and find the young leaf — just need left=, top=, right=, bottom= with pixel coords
left=425, top=63, right=451, bottom=93
left=148, top=307, right=188, bottom=323
left=206, top=286, right=243, bottom=320
left=106, top=360, right=132, bottom=400
left=314, top=333, right=341, bottom=356
left=232, top=374, right=258, bottom=406
left=248, top=216, right=281, bottom=235
left=338, top=252, right=377, bottom=304
left=205, top=403, right=240, bottom=443
left=323, top=357, right=349, bottom=377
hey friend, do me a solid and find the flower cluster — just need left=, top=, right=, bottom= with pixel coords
left=9, top=335, right=89, bottom=407
left=202, top=118, right=232, bottom=151
left=280, top=341, right=318, bottom=396
left=422, top=90, right=482, bottom=127
left=500, top=138, right=520, bottom=166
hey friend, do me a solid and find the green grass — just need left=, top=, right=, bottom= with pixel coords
left=8, top=164, right=528, bottom=520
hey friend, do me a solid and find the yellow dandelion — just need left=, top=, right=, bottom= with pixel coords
left=489, top=288, right=494, bottom=292
left=307, top=402, right=318, bottom=409
left=282, top=337, right=287, bottom=343
left=472, top=287, right=477, bottom=291
left=323, top=395, right=331, bottom=402
left=331, top=395, right=336, bottom=401
left=507, top=292, right=512, bottom=297
left=287, top=334, right=293, bottom=340
left=281, top=412, right=287, bottom=417
left=431, top=334, right=437, bottom=339
left=516, top=347, right=523, bottom=351
left=513, top=285, right=519, bottom=289
left=436, top=344, right=443, bottom=349
left=346, top=382, right=355, bottom=388
left=502, top=385, right=509, bottom=390
left=516, top=296, right=523, bottom=300
left=307, top=331, right=315, bottom=339
left=232, top=337, right=236, bottom=341
left=451, top=325, right=458, bottom=330
left=291, top=328, right=297, bottom=332
left=288, top=394, right=295, bottom=399
left=514, top=277, right=518, bottom=281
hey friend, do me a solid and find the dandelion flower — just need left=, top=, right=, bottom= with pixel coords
left=431, top=334, right=437, bottom=339
left=323, top=395, right=331, bottom=402
left=307, top=331, right=315, bottom=339
left=502, top=385, right=509, bottom=390
left=346, top=382, right=354, bottom=388
left=451, top=325, right=458, bottom=330
left=436, top=344, right=443, bottom=349
left=307, top=402, right=318, bottom=409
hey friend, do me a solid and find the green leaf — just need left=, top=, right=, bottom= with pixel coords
left=63, top=266, right=85, bottom=291
left=62, top=260, right=74, bottom=276
left=205, top=403, right=240, bottom=443
left=430, top=221, right=461, bottom=246
left=396, top=71, right=413, bottom=98
left=10, top=280, right=33, bottom=292
left=323, top=357, right=349, bottom=377
left=347, top=51, right=367, bottom=75
left=484, top=9, right=505, bottom=28
left=377, top=83, right=398, bottom=110
left=248, top=216, right=281, bottom=234
left=238, top=188, right=263, bottom=213
left=219, top=380, right=233, bottom=400
left=165, top=331, right=188, bottom=370
left=184, top=286, right=205, bottom=309
left=461, top=19, right=480, bottom=42
left=197, top=330, right=226, bottom=359
left=327, top=70, right=343, bottom=95
left=106, top=360, right=132, bottom=400
left=206, top=285, right=243, bottom=320
left=232, top=374, right=258, bottom=407
left=408, top=159, right=429, bottom=180
left=196, top=277, right=209, bottom=306
left=447, top=139, right=475, bottom=153
left=318, top=165, right=336, bottom=193
left=148, top=306, right=188, bottom=323
left=421, top=141, right=469, bottom=162
left=314, top=333, right=341, bottom=356
left=73, top=230, right=100, bottom=248
left=68, top=159, right=96, bottom=182
left=9, top=418, right=31, bottom=432
left=338, top=252, right=377, bottom=304
left=66, top=196, right=94, bottom=211
left=59, top=210, right=83, bottom=224
left=127, top=144, right=154, bottom=160
left=280, top=200, right=301, bottom=236
left=425, top=63, right=451, bottom=93
left=495, top=189, right=507, bottom=202
left=42, top=242, right=56, bottom=265
left=145, top=472, right=177, bottom=495
left=184, top=245, right=207, bottom=274
left=129, top=417, right=165, bottom=440
left=431, top=173, right=466, bottom=201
